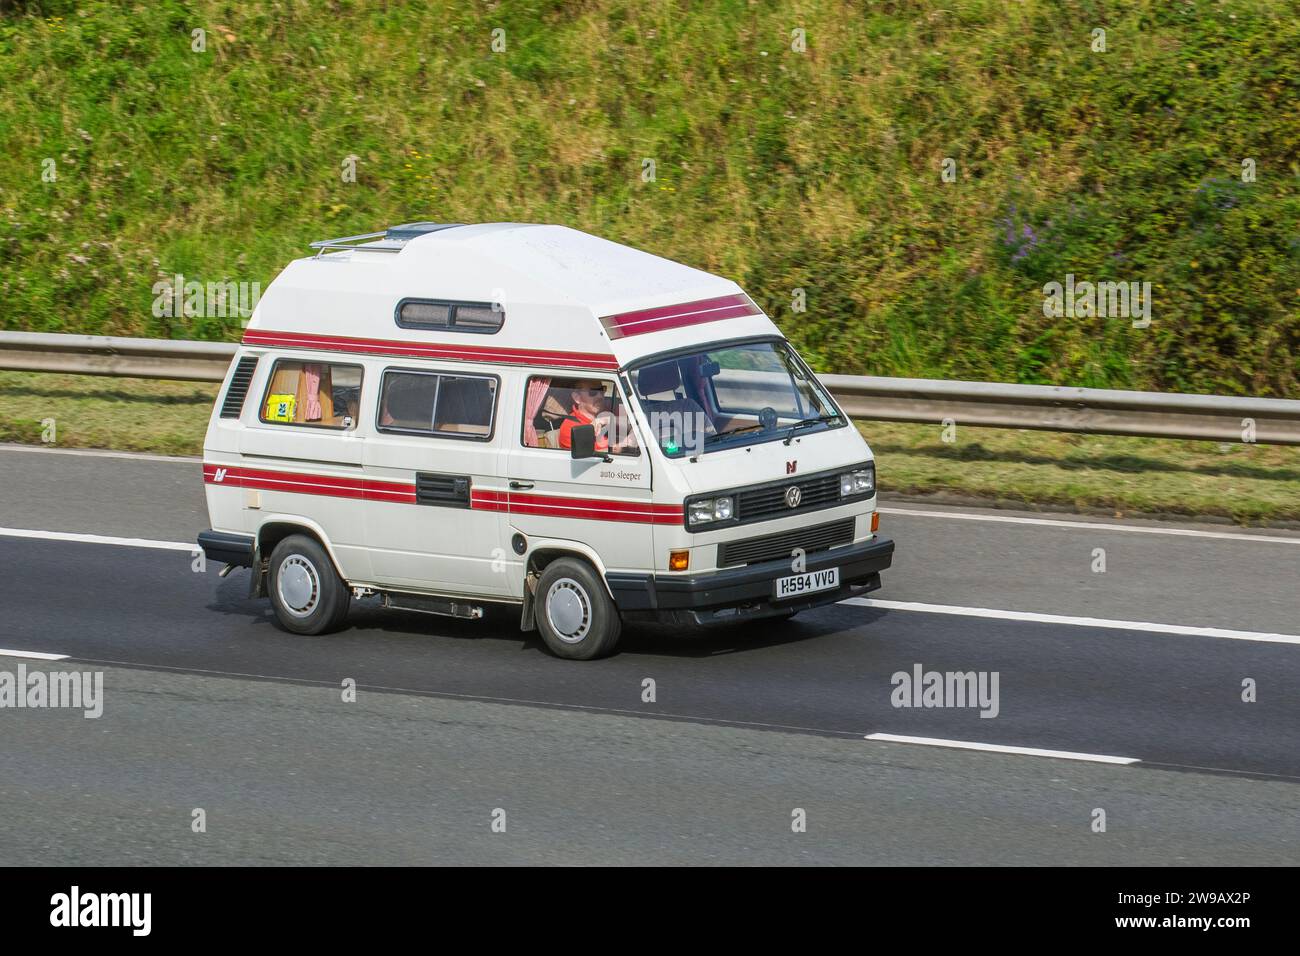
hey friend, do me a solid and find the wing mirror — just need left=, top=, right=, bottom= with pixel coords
left=570, top=424, right=611, bottom=461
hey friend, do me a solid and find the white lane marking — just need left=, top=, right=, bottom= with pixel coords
left=878, top=506, right=1300, bottom=545
left=0, top=442, right=199, bottom=464
left=0, top=648, right=69, bottom=661
left=0, top=527, right=195, bottom=552
left=865, top=733, right=1139, bottom=765
left=845, top=597, right=1300, bottom=645
left=5, top=526, right=1296, bottom=645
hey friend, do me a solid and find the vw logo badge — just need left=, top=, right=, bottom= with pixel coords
left=784, top=485, right=802, bottom=508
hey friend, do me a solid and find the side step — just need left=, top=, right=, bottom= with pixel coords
left=382, top=592, right=484, bottom=620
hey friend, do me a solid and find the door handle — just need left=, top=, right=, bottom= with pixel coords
left=509, top=480, right=534, bottom=490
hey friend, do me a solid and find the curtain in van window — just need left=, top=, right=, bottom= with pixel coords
left=523, top=377, right=551, bottom=445
left=303, top=364, right=323, bottom=420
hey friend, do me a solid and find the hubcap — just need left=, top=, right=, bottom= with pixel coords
left=546, top=577, right=591, bottom=643
left=277, top=554, right=320, bottom=617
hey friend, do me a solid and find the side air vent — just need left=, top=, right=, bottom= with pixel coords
left=219, top=356, right=259, bottom=419
left=416, top=472, right=472, bottom=508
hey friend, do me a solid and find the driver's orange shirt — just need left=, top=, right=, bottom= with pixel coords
left=557, top=406, right=609, bottom=451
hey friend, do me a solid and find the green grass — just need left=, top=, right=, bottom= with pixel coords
left=0, top=371, right=215, bottom=456
left=4, top=371, right=1297, bottom=525
left=1, top=1, right=1297, bottom=395
left=861, top=421, right=1300, bottom=526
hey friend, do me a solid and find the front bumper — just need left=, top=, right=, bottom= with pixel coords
left=607, top=534, right=895, bottom=626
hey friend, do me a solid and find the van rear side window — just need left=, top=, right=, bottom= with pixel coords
left=378, top=370, right=497, bottom=440
left=259, top=360, right=362, bottom=429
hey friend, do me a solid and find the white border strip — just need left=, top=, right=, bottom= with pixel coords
left=0, top=527, right=195, bottom=552
left=0, top=442, right=200, bottom=464
left=865, top=732, right=1139, bottom=765
left=878, top=506, right=1300, bottom=545
left=845, top=597, right=1300, bottom=645
left=0, top=648, right=69, bottom=661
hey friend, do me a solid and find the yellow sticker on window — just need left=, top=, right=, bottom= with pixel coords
left=266, top=394, right=297, bottom=423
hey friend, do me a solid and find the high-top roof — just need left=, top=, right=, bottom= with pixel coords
left=243, top=224, right=780, bottom=371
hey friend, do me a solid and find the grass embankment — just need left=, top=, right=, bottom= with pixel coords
left=1, top=1, right=1297, bottom=395
left=3, top=371, right=1296, bottom=525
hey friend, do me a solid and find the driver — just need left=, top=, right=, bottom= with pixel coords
left=558, top=380, right=635, bottom=453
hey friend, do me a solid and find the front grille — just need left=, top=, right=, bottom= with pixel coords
left=718, top=517, right=855, bottom=568
left=736, top=472, right=843, bottom=523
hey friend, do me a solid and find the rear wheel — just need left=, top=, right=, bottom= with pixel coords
left=267, top=534, right=351, bottom=635
left=534, top=558, right=621, bottom=660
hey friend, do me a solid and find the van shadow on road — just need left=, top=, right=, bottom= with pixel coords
left=203, top=570, right=869, bottom=661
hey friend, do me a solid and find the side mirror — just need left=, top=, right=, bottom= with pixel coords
left=570, top=424, right=598, bottom=459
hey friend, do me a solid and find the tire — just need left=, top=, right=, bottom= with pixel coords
left=533, top=558, right=621, bottom=660
left=267, top=534, right=351, bottom=635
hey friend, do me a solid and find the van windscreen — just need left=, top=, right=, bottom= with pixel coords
left=629, top=340, right=842, bottom=457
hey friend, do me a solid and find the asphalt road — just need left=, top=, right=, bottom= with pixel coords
left=1, top=443, right=1298, bottom=865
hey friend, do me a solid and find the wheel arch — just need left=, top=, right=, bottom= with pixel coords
left=517, top=539, right=616, bottom=632
left=251, top=515, right=348, bottom=598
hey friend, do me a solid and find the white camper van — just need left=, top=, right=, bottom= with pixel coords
left=198, top=223, right=894, bottom=659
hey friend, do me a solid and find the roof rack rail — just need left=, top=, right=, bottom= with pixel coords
left=308, top=231, right=396, bottom=258
left=308, top=223, right=464, bottom=258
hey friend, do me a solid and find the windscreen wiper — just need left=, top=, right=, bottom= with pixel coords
left=705, top=422, right=768, bottom=444
left=782, top=414, right=841, bottom=444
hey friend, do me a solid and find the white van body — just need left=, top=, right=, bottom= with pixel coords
left=199, top=223, right=894, bottom=658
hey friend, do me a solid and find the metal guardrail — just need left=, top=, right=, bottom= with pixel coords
left=820, top=374, right=1300, bottom=446
left=2, top=331, right=1298, bottom=445
left=0, top=331, right=237, bottom=383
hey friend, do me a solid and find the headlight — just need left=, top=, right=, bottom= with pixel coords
left=840, top=464, right=875, bottom=497
left=687, top=496, right=735, bottom=526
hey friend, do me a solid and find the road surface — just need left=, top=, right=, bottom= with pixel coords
left=1, top=443, right=1297, bottom=864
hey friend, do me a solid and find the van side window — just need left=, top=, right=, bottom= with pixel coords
left=377, top=370, right=497, bottom=439
left=259, top=360, right=362, bottom=429
left=522, top=375, right=639, bottom=456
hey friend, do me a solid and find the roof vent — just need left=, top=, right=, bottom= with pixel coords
left=384, top=222, right=464, bottom=242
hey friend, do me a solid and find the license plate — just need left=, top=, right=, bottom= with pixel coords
left=773, top=567, right=840, bottom=600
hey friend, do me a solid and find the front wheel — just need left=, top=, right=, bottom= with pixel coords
left=267, top=534, right=351, bottom=635
left=534, top=558, right=622, bottom=660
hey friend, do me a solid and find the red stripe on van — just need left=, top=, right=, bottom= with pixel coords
left=203, top=464, right=417, bottom=503
left=600, top=294, right=761, bottom=340
left=241, top=329, right=620, bottom=371
left=471, top=488, right=680, bottom=524
left=205, top=464, right=680, bottom=524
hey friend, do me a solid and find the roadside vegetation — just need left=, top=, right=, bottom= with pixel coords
left=4, top=371, right=1297, bottom=525
left=1, top=0, right=1297, bottom=395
